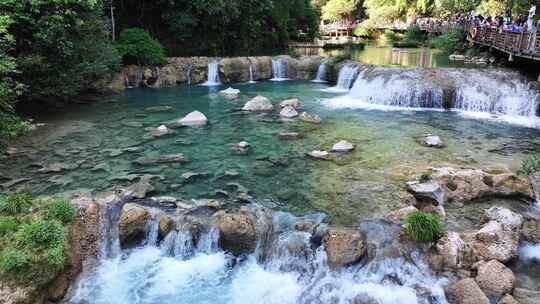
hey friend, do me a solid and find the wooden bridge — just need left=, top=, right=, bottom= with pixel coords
left=418, top=22, right=540, bottom=61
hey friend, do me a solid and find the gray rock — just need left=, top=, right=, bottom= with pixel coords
left=125, top=176, right=155, bottom=199
left=179, top=111, right=208, bottom=127
left=278, top=132, right=302, bottom=140
left=280, top=98, right=302, bottom=109
left=279, top=106, right=299, bottom=118
left=445, top=278, right=489, bottom=304
left=423, top=135, right=445, bottom=148
left=332, top=140, right=355, bottom=152
left=242, top=96, right=273, bottom=112
left=475, top=260, right=515, bottom=298
left=134, top=154, right=187, bottom=165
left=219, top=87, right=240, bottom=99
left=122, top=121, right=143, bottom=128
left=481, top=206, right=523, bottom=231
left=299, top=112, right=321, bottom=124
left=307, top=150, right=330, bottom=160
left=406, top=181, right=445, bottom=205
left=151, top=125, right=174, bottom=137
left=145, top=105, right=174, bottom=113
left=513, top=288, right=540, bottom=304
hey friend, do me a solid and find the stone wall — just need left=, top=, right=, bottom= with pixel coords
left=112, top=55, right=326, bottom=90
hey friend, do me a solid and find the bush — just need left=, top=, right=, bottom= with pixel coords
left=518, top=154, right=540, bottom=176
left=429, top=27, right=466, bottom=55
left=0, top=217, right=19, bottom=236
left=46, top=200, right=75, bottom=224
left=405, top=211, right=443, bottom=243
left=0, top=248, right=30, bottom=273
left=116, top=28, right=166, bottom=65
left=16, top=220, right=65, bottom=248
left=403, top=26, right=426, bottom=44
left=383, top=30, right=398, bottom=43
left=0, top=192, right=33, bottom=215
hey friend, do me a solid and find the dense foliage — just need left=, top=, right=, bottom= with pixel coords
left=117, top=28, right=166, bottom=65
left=429, top=27, right=466, bottom=54
left=518, top=154, right=540, bottom=176
left=0, top=193, right=75, bottom=285
left=322, top=0, right=359, bottom=21
left=405, top=211, right=443, bottom=243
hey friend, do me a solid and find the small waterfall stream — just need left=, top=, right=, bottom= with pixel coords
left=271, top=58, right=288, bottom=81
left=186, top=64, right=192, bottom=86
left=66, top=205, right=448, bottom=304
left=327, top=64, right=359, bottom=92
left=249, top=65, right=256, bottom=83
left=201, top=59, right=221, bottom=86
left=312, top=63, right=327, bottom=83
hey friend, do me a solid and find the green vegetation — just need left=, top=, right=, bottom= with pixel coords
left=321, top=0, right=359, bottom=21
left=117, top=28, right=166, bottom=65
left=388, top=26, right=427, bottom=48
left=404, top=211, right=443, bottom=243
left=0, top=193, right=75, bottom=285
left=518, top=154, right=540, bottom=176
left=419, top=172, right=432, bottom=183
left=429, top=27, right=467, bottom=54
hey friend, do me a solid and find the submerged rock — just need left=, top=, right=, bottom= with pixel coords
left=423, top=135, right=445, bottom=148
left=242, top=95, right=273, bottom=112
left=299, top=112, right=321, bottom=124
left=119, top=203, right=150, bottom=247
left=122, top=121, right=143, bottom=128
left=38, top=162, right=77, bottom=173
left=124, top=176, right=155, bottom=199
left=279, top=106, right=299, bottom=118
left=144, top=105, right=174, bottom=113
left=232, top=141, right=250, bottom=152
left=280, top=98, right=302, bottom=109
left=323, top=228, right=366, bottom=268
left=475, top=260, right=515, bottom=298
left=134, top=154, right=187, bottom=165
left=179, top=111, right=208, bottom=127
left=278, top=132, right=302, bottom=140
left=181, top=171, right=208, bottom=182
left=445, top=278, right=489, bottom=304
left=216, top=212, right=257, bottom=255
left=219, top=87, right=240, bottom=99
left=332, top=140, right=355, bottom=152
left=150, top=125, right=174, bottom=137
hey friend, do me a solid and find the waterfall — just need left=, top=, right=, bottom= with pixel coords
left=312, top=63, right=327, bottom=83
left=201, top=59, right=221, bottom=86
left=66, top=207, right=449, bottom=304
left=249, top=65, right=256, bottom=83
left=324, top=68, right=540, bottom=127
left=271, top=58, right=289, bottom=81
left=327, top=64, right=359, bottom=92
left=186, top=65, right=192, bottom=86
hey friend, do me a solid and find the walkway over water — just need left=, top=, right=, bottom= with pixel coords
left=417, top=23, right=540, bottom=62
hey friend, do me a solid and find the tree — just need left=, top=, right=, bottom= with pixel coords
left=116, top=28, right=166, bottom=65
left=322, top=0, right=360, bottom=21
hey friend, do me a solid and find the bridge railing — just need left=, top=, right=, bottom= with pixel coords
left=473, top=27, right=540, bottom=59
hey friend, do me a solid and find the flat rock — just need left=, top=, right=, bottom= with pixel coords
left=145, top=105, right=174, bottom=113
left=280, top=106, right=298, bottom=118
left=406, top=181, right=445, bottom=206
left=475, top=260, right=515, bottom=298
left=122, top=121, right=143, bottom=128
left=279, top=132, right=302, bottom=140
left=134, top=154, right=187, bottom=165
left=307, top=150, right=330, bottom=160
left=242, top=96, right=273, bottom=112
left=125, top=176, right=155, bottom=199
left=38, top=162, right=77, bottom=173
left=332, top=140, right=355, bottom=152
left=181, top=172, right=208, bottom=181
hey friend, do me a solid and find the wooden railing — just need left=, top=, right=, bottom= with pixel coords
left=418, top=21, right=540, bottom=61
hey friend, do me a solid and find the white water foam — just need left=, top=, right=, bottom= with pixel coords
left=201, top=59, right=221, bottom=86
left=520, top=242, right=540, bottom=263
left=312, top=63, right=327, bottom=83
left=271, top=58, right=289, bottom=81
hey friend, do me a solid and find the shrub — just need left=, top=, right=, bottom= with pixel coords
left=518, top=154, right=540, bottom=176
left=0, top=217, right=19, bottom=236
left=116, top=28, right=166, bottom=65
left=0, top=192, right=33, bottom=215
left=403, top=26, right=426, bottom=44
left=429, top=27, right=466, bottom=55
left=404, top=211, right=443, bottom=243
left=0, top=248, right=30, bottom=273
left=46, top=200, right=75, bottom=223
left=16, top=220, right=65, bottom=248
left=45, top=245, right=65, bottom=266
left=383, top=30, right=398, bottom=43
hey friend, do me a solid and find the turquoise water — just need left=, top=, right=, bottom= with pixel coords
left=3, top=81, right=540, bottom=225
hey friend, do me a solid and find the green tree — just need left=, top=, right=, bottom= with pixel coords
left=322, top=0, right=359, bottom=21
left=117, top=28, right=166, bottom=65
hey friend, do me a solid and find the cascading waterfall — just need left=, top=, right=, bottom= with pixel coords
left=271, top=58, right=289, bottom=81
left=324, top=67, right=540, bottom=127
left=186, top=64, right=192, bottom=86
left=326, top=64, right=359, bottom=92
left=201, top=59, right=221, bottom=86
left=312, top=63, right=327, bottom=83
left=66, top=206, right=448, bottom=304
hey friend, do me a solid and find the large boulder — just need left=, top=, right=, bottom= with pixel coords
left=323, top=228, right=366, bottom=268
left=433, top=232, right=475, bottom=271
left=216, top=212, right=257, bottom=255
left=219, top=87, right=240, bottom=100
left=332, top=140, right=355, bottom=152
left=467, top=220, right=519, bottom=263
left=158, top=214, right=175, bottom=239
left=242, top=96, right=273, bottom=112
left=423, top=135, right=445, bottom=148
left=445, top=278, right=490, bottom=304
left=119, top=204, right=150, bottom=247
left=475, top=260, right=515, bottom=298
left=481, top=206, right=523, bottom=231
left=430, top=167, right=534, bottom=205
left=179, top=111, right=208, bottom=127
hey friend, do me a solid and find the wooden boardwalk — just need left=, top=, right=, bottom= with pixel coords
left=418, top=23, right=540, bottom=61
